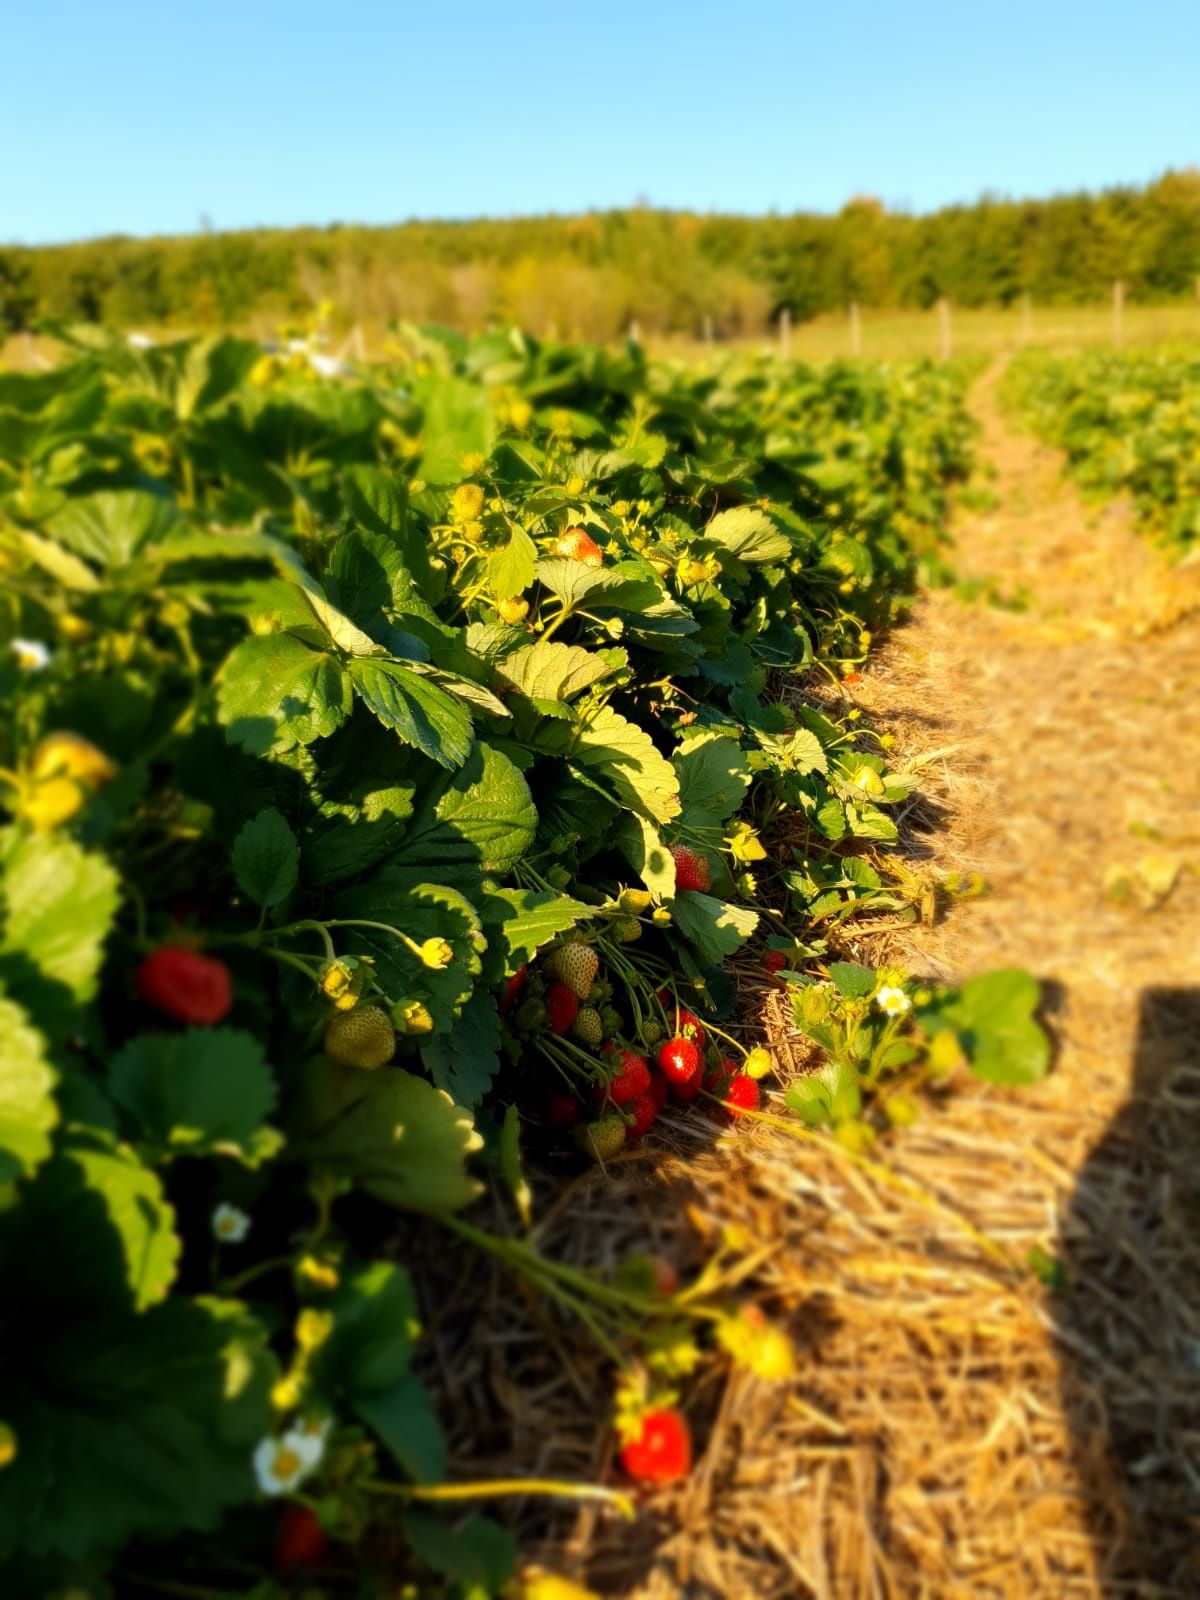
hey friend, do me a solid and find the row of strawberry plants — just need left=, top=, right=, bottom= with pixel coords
left=1003, top=347, right=1200, bottom=555
left=0, top=323, right=1043, bottom=1596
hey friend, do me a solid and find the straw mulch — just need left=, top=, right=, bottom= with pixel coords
left=411, top=366, right=1200, bottom=1598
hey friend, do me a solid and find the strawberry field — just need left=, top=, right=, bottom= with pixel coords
left=1004, top=348, right=1200, bottom=556
left=0, top=324, right=1050, bottom=1597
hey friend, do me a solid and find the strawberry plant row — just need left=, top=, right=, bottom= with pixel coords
left=1004, top=348, right=1200, bottom=555
left=0, top=323, right=1044, bottom=1595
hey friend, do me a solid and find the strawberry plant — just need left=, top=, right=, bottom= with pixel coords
left=0, top=319, right=1020, bottom=1594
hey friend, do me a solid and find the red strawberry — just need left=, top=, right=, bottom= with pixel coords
left=669, top=844, right=710, bottom=893
left=136, top=946, right=232, bottom=1025
left=605, top=1049, right=651, bottom=1105
left=555, top=527, right=604, bottom=568
left=274, top=1504, right=329, bottom=1572
left=724, top=1072, right=761, bottom=1119
left=649, top=1256, right=680, bottom=1296
left=499, top=964, right=528, bottom=1015
left=762, top=949, right=788, bottom=973
left=620, top=1407, right=692, bottom=1485
left=672, top=1053, right=704, bottom=1102
left=545, top=982, right=580, bottom=1035
left=648, top=1069, right=670, bottom=1112
left=704, top=1054, right=738, bottom=1094
left=657, top=1036, right=701, bottom=1089
left=543, top=1091, right=583, bottom=1129
left=654, top=989, right=704, bottom=1042
left=625, top=1090, right=658, bottom=1139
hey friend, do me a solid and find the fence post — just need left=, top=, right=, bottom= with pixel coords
left=702, top=313, right=714, bottom=348
left=850, top=301, right=861, bottom=357
left=1112, top=281, right=1124, bottom=347
left=937, top=297, right=953, bottom=361
left=779, top=307, right=792, bottom=358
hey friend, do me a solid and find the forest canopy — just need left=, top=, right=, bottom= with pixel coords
left=2, top=170, right=1199, bottom=340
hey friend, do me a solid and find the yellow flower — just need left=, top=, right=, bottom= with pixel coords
left=319, top=956, right=367, bottom=1011
left=450, top=483, right=485, bottom=524
left=29, top=733, right=117, bottom=790
left=716, top=1305, right=796, bottom=1381
left=565, top=475, right=585, bottom=497
left=297, top=1255, right=340, bottom=1292
left=18, top=777, right=86, bottom=833
left=58, top=613, right=92, bottom=643
left=507, top=398, right=533, bottom=430
left=295, top=1309, right=334, bottom=1352
left=418, top=937, right=454, bottom=971
left=271, top=1373, right=305, bottom=1411
left=460, top=452, right=486, bottom=475
left=726, top=820, right=767, bottom=864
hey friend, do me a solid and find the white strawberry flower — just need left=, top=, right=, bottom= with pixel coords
left=285, top=1415, right=331, bottom=1467
left=11, top=638, right=51, bottom=671
left=211, top=1202, right=251, bottom=1244
left=253, top=1435, right=313, bottom=1496
left=875, top=985, right=912, bottom=1017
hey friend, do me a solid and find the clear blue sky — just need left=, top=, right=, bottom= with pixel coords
left=3, top=0, right=1197, bottom=245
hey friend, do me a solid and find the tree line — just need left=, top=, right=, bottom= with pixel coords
left=2, top=171, right=1199, bottom=340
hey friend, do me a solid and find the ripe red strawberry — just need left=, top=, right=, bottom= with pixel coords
left=762, top=949, right=788, bottom=973
left=704, top=1054, right=738, bottom=1094
left=619, top=1407, right=692, bottom=1485
left=669, top=844, right=710, bottom=893
left=137, top=946, right=232, bottom=1025
left=324, top=1005, right=396, bottom=1070
left=649, top=1256, right=680, bottom=1296
left=499, top=964, right=528, bottom=1015
left=672, top=1053, right=704, bottom=1102
left=654, top=989, right=704, bottom=1042
left=274, top=1504, right=329, bottom=1572
left=648, top=1069, right=670, bottom=1112
left=545, top=981, right=580, bottom=1036
left=543, top=1091, right=583, bottom=1129
left=657, top=1036, right=701, bottom=1089
left=724, top=1072, right=761, bottom=1119
left=624, top=1090, right=658, bottom=1139
left=602, top=1048, right=651, bottom=1105
left=555, top=527, right=604, bottom=568
left=546, top=941, right=600, bottom=999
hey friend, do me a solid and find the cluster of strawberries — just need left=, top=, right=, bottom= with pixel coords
left=507, top=936, right=763, bottom=1161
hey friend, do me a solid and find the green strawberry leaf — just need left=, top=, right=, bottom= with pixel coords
left=828, top=962, right=877, bottom=999
left=231, top=808, right=300, bottom=907
left=700, top=505, right=792, bottom=563
left=0, top=994, right=57, bottom=1185
left=348, top=656, right=475, bottom=769
left=334, top=879, right=483, bottom=1035
left=493, top=638, right=615, bottom=703
left=570, top=705, right=681, bottom=824
left=217, top=633, right=352, bottom=755
left=476, top=885, right=592, bottom=982
left=380, top=742, right=537, bottom=888
left=301, top=1069, right=484, bottom=1214
left=107, top=1028, right=280, bottom=1165
left=674, top=731, right=752, bottom=834
left=421, top=989, right=502, bottom=1109
left=668, top=892, right=758, bottom=962
left=0, top=828, right=120, bottom=1046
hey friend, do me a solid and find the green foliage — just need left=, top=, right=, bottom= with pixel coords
left=1005, top=348, right=1200, bottom=554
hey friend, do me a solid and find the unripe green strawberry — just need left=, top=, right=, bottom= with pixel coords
left=325, top=1005, right=395, bottom=1070
left=573, top=1006, right=604, bottom=1047
left=612, top=916, right=641, bottom=942
left=545, top=941, right=599, bottom=999
left=599, top=1005, right=623, bottom=1036
left=514, top=997, right=547, bottom=1032
left=576, top=1114, right=626, bottom=1162
left=640, top=1019, right=664, bottom=1046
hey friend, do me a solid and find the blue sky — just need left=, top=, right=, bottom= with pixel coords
left=3, top=0, right=1198, bottom=244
